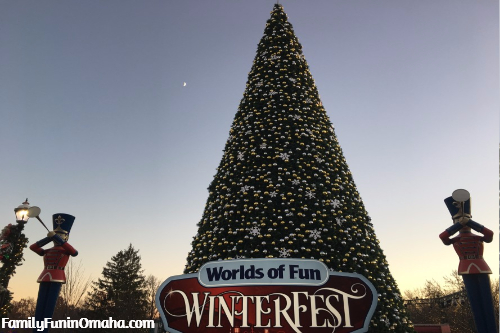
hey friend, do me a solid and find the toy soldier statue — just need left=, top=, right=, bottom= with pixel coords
left=439, top=189, right=496, bottom=333
left=30, top=214, right=78, bottom=332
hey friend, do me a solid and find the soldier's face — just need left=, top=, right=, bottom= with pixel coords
left=56, top=232, right=69, bottom=242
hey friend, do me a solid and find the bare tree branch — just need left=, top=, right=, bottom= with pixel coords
left=145, top=274, right=161, bottom=320
left=58, top=259, right=92, bottom=319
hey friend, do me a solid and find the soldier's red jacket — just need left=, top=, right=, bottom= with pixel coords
left=30, top=239, right=78, bottom=283
left=439, top=221, right=493, bottom=275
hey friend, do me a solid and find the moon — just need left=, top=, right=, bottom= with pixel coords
left=183, top=82, right=187, bottom=86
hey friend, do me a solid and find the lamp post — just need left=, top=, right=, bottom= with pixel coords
left=0, top=199, right=32, bottom=317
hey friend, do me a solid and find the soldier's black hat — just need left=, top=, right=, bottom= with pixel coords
left=444, top=196, right=471, bottom=218
left=52, top=214, right=75, bottom=234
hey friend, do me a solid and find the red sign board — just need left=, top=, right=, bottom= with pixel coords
left=156, top=259, right=377, bottom=333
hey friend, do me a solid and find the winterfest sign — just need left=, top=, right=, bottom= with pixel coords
left=156, top=259, right=377, bottom=333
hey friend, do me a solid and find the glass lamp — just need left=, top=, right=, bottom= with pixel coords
left=14, top=199, right=30, bottom=223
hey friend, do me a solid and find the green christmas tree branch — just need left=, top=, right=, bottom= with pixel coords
left=0, top=223, right=28, bottom=318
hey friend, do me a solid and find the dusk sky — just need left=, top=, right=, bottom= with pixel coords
left=1, top=0, right=498, bottom=301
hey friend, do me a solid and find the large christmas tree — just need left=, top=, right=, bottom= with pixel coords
left=185, top=4, right=415, bottom=332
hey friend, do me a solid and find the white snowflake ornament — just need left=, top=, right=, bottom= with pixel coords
left=249, top=226, right=261, bottom=236
left=305, top=191, right=315, bottom=199
left=279, top=248, right=290, bottom=257
left=309, top=229, right=321, bottom=240
left=279, top=152, right=290, bottom=160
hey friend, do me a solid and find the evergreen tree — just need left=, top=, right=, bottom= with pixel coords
left=185, top=4, right=415, bottom=332
left=85, top=244, right=148, bottom=327
left=0, top=222, right=28, bottom=318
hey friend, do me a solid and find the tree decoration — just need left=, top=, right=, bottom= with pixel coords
left=0, top=223, right=29, bottom=318
left=184, top=4, right=415, bottom=332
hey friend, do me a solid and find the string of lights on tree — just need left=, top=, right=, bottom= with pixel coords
left=184, top=4, right=415, bottom=332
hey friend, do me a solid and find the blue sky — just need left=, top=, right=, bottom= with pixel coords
left=1, top=0, right=498, bottom=301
